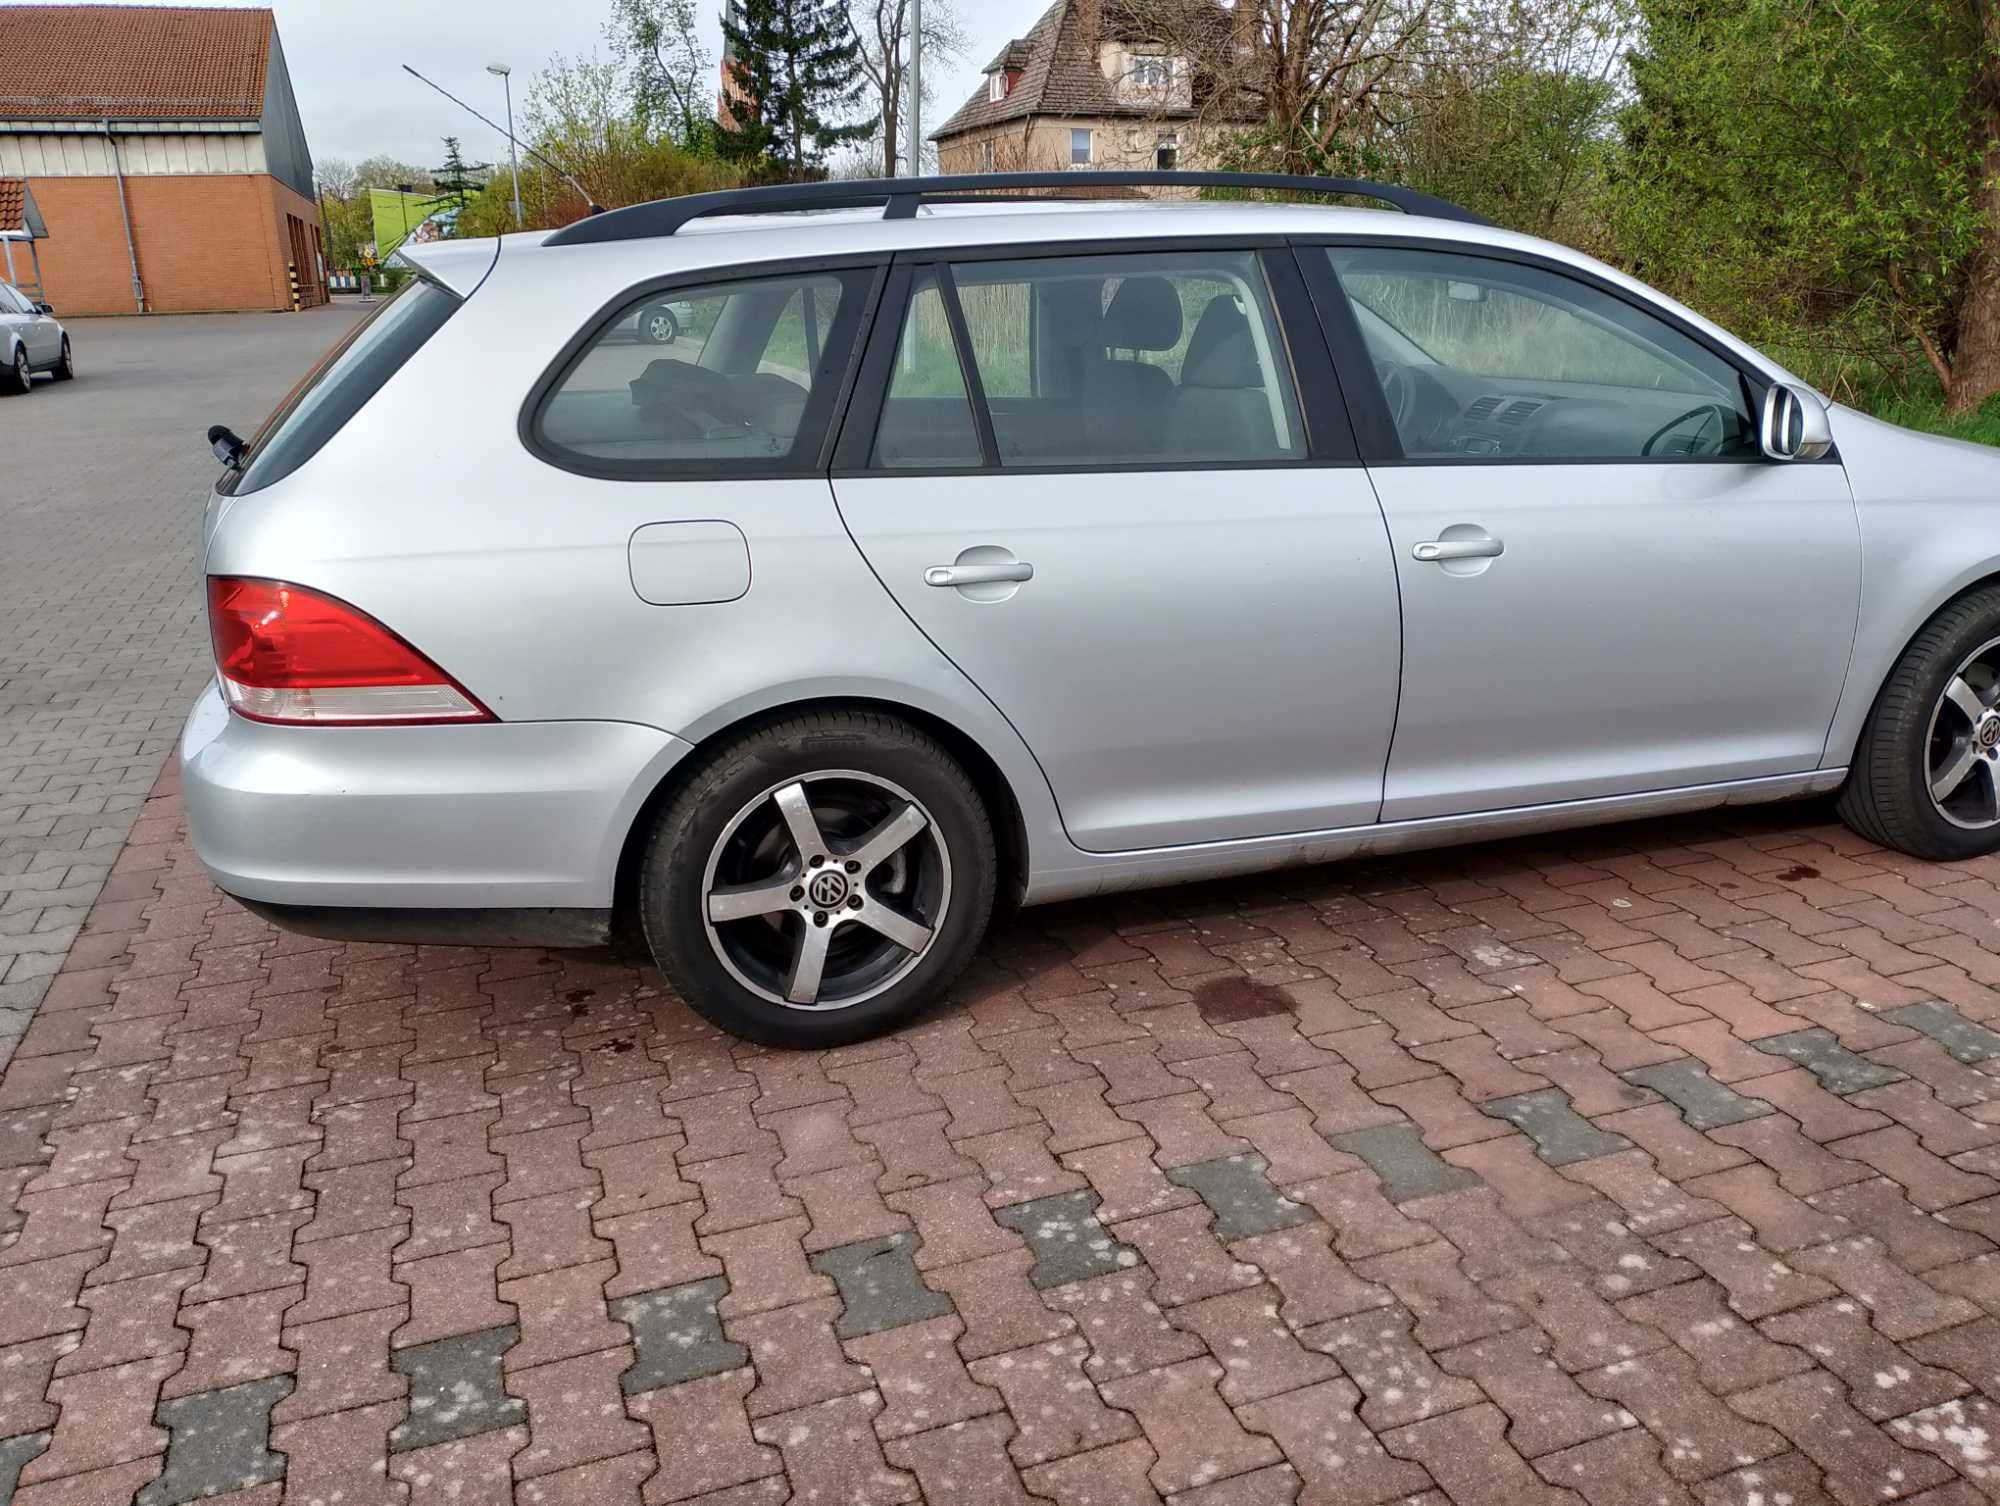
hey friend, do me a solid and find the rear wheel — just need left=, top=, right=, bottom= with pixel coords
left=52, top=337, right=72, bottom=381
left=1839, top=586, right=2000, bottom=859
left=5, top=344, right=29, bottom=393
left=639, top=304, right=680, bottom=345
left=639, top=711, right=996, bottom=1047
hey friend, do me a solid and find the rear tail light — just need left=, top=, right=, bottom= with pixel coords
left=206, top=576, right=493, bottom=726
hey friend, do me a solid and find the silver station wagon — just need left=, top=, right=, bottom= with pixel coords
left=184, top=171, right=2000, bottom=1047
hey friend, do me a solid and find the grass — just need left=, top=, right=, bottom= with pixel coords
left=1857, top=385, right=2000, bottom=447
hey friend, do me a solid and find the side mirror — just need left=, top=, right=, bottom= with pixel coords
left=32, top=302, right=53, bottom=315
left=1760, top=382, right=1834, bottom=462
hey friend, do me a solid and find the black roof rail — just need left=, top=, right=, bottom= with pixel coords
left=541, top=170, right=1492, bottom=247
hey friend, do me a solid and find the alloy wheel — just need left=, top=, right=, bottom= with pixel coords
left=12, top=349, right=28, bottom=391
left=700, top=770, right=951, bottom=1009
left=1926, top=634, right=2000, bottom=829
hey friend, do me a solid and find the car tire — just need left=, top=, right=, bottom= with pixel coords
left=1838, top=585, right=2000, bottom=859
left=638, top=710, right=997, bottom=1048
left=52, top=338, right=72, bottom=382
left=5, top=344, right=29, bottom=394
left=639, top=304, right=679, bottom=345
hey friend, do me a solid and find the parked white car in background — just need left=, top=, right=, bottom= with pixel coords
left=182, top=171, right=2000, bottom=1048
left=0, top=280, right=71, bottom=391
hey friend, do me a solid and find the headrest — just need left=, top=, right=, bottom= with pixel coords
left=1101, top=276, right=1182, bottom=352
left=1181, top=298, right=1263, bottom=388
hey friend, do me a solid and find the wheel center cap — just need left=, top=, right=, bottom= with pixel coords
left=807, top=869, right=850, bottom=909
left=1977, top=715, right=2000, bottom=751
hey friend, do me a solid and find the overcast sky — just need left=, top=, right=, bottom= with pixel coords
left=12, top=0, right=1041, bottom=172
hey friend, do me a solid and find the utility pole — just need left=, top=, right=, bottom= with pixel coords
left=906, top=0, right=922, bottom=176
left=487, top=63, right=524, bottom=228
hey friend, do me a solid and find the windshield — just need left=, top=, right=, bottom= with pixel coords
left=228, top=278, right=459, bottom=495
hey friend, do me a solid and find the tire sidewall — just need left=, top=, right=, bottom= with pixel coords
left=641, top=306, right=677, bottom=345
left=55, top=338, right=72, bottom=380
left=1881, top=604, right=2000, bottom=859
left=641, top=724, right=996, bottom=1048
left=9, top=346, right=28, bottom=392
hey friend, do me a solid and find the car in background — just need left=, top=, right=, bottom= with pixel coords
left=1, top=281, right=71, bottom=392
left=181, top=170, right=2000, bottom=1050
left=631, top=298, right=698, bottom=345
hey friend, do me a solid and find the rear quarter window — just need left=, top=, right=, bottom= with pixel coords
left=230, top=279, right=460, bottom=495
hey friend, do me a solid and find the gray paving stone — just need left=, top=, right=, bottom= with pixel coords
left=0, top=1432, right=49, bottom=1505
left=992, top=1191, right=1141, bottom=1290
left=1883, top=1002, right=2000, bottom=1065
left=1622, top=1058, right=1775, bottom=1130
left=138, top=1376, right=291, bottom=1506
left=1169, top=1151, right=1317, bottom=1233
left=1752, top=1028, right=1907, bottom=1096
left=811, top=1230, right=956, bottom=1335
left=1481, top=1088, right=1632, bottom=1166
left=1325, top=1124, right=1482, bottom=1205
left=613, top=1276, right=748, bottom=1393
left=389, top=1323, right=525, bottom=1451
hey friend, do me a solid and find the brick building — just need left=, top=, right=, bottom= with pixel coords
left=0, top=4, right=325, bottom=316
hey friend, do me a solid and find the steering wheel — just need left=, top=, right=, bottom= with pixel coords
left=1642, top=403, right=1728, bottom=457
left=1374, top=360, right=1416, bottom=434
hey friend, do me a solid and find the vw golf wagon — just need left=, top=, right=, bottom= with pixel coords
left=184, top=171, right=2000, bottom=1046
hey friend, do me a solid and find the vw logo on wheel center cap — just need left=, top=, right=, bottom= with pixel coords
left=1979, top=715, right=2000, bottom=750
left=808, top=869, right=850, bottom=908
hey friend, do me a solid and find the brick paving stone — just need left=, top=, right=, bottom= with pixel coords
left=925, top=1247, right=1076, bottom=1359
left=1020, top=1437, right=1166, bottom=1506
left=996, top=1191, right=1142, bottom=1289
left=1164, top=1153, right=1313, bottom=1239
left=1533, top=1428, right=1699, bottom=1506
left=1483, top=1087, right=1634, bottom=1165
left=508, top=1345, right=652, bottom=1481
left=1579, top=1347, right=1788, bottom=1479
left=1438, top=1327, right=1631, bottom=1458
left=967, top=1335, right=1140, bottom=1466
left=1298, top=1304, right=1483, bottom=1429
left=1325, top=1122, right=1481, bottom=1203
left=729, top=1296, right=872, bottom=1417
left=1754, top=1030, right=1909, bottom=1096
left=1045, top=1270, right=1206, bottom=1381
left=1883, top=1003, right=2000, bottom=1064
left=1101, top=1357, right=1280, bottom=1495
left=883, top=1413, right=1042, bottom=1506
left=848, top=1314, right=1004, bottom=1439
left=1730, top=1369, right=1957, bottom=1505
left=1169, top=1286, right=1343, bottom=1404
left=1624, top=1058, right=1777, bottom=1130
left=752, top=1390, right=919, bottom=1506
left=1384, top=1402, right=1584, bottom=1506
left=612, top=1277, right=746, bottom=1392
left=1236, top=1377, right=1431, bottom=1505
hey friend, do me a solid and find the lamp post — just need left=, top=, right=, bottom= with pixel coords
left=486, top=62, right=524, bottom=229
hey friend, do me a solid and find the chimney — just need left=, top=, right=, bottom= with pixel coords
left=1077, top=0, right=1101, bottom=52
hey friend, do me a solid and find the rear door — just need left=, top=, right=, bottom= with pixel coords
left=831, top=243, right=1403, bottom=853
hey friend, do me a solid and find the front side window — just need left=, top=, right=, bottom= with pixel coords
left=869, top=249, right=1305, bottom=468
left=536, top=268, right=867, bottom=473
left=1328, top=246, right=1757, bottom=462
left=1070, top=128, right=1093, bottom=165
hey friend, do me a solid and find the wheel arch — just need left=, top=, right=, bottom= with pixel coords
left=610, top=695, right=1032, bottom=941
left=1828, top=564, right=2000, bottom=768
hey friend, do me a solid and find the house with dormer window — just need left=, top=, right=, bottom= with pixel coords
left=932, top=0, right=1256, bottom=178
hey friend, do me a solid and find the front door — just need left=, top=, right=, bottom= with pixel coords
left=834, top=246, right=1402, bottom=853
left=1315, top=243, right=1861, bottom=822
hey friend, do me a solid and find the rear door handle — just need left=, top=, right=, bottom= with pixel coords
left=1413, top=538, right=1504, bottom=562
left=925, top=562, right=1034, bottom=587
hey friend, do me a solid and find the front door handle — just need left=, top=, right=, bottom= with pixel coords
left=925, top=562, right=1034, bottom=587
left=1413, top=537, right=1504, bottom=562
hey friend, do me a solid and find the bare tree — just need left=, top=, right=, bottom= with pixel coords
left=851, top=0, right=966, bottom=175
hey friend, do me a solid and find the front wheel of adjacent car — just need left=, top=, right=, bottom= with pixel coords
left=5, top=344, right=29, bottom=394
left=638, top=304, right=679, bottom=345
left=52, top=337, right=73, bottom=381
left=1839, top=585, right=2000, bottom=859
left=638, top=711, right=997, bottom=1048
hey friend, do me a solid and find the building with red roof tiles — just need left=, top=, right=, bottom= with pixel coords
left=0, top=4, right=325, bottom=314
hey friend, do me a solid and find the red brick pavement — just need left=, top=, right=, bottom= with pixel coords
left=3, top=765, right=2000, bottom=1504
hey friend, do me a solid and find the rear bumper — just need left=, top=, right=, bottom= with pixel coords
left=180, top=680, right=693, bottom=912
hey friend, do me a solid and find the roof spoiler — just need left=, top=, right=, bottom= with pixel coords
left=542, top=171, right=1492, bottom=247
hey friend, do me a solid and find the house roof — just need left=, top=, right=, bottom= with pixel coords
left=0, top=179, right=23, bottom=231
left=0, top=5, right=274, bottom=122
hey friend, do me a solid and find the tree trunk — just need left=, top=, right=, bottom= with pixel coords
left=883, top=90, right=899, bottom=176
left=1947, top=10, right=2000, bottom=416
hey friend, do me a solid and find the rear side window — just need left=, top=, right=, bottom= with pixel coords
left=233, top=279, right=459, bottom=494
left=869, top=249, right=1307, bottom=470
left=532, top=268, right=873, bottom=477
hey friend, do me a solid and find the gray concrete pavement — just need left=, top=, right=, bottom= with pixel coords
left=0, top=301, right=368, bottom=1066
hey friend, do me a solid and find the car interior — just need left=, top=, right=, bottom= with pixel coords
left=1330, top=247, right=1762, bottom=461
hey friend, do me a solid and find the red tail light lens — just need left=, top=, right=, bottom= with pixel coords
left=207, top=576, right=493, bottom=725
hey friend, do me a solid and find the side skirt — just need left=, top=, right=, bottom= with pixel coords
left=1023, top=769, right=1847, bottom=905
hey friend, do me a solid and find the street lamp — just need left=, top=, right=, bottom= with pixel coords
left=486, top=62, right=524, bottom=230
